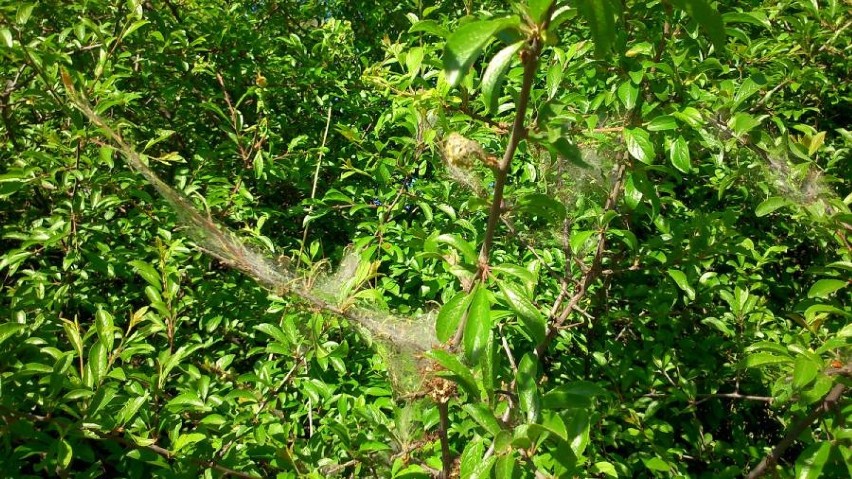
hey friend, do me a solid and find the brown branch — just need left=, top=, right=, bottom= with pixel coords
left=476, top=49, right=539, bottom=276
left=745, top=382, right=846, bottom=479
left=448, top=6, right=559, bottom=349
left=437, top=401, right=452, bottom=479
left=477, top=5, right=558, bottom=276
left=299, top=104, right=334, bottom=261
left=535, top=162, right=627, bottom=358
left=642, top=392, right=774, bottom=403
left=215, top=73, right=251, bottom=163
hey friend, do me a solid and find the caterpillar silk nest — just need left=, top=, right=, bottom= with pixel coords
left=443, top=132, right=486, bottom=169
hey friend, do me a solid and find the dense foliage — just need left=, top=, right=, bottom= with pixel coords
left=1, top=0, right=849, bottom=477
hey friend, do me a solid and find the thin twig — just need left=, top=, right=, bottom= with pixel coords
left=299, top=105, right=334, bottom=263
left=477, top=42, right=542, bottom=276
left=745, top=382, right=846, bottom=479
left=535, top=162, right=628, bottom=358
left=641, top=392, right=773, bottom=403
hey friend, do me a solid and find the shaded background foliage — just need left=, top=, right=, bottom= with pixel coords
left=1, top=0, right=850, bottom=478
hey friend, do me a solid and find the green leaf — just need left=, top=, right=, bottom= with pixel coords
left=61, top=319, right=83, bottom=359
left=158, top=345, right=199, bottom=389
left=592, top=462, right=618, bottom=478
left=731, top=77, right=762, bottom=111
left=116, top=393, right=149, bottom=426
left=528, top=0, right=555, bottom=24
left=254, top=323, right=291, bottom=346
left=647, top=115, right=678, bottom=131
left=542, top=381, right=605, bottom=410
left=444, top=17, right=520, bottom=87
left=166, top=391, right=205, bottom=410
left=669, top=0, right=726, bottom=52
left=460, top=440, right=484, bottom=479
left=545, top=136, right=587, bottom=168
left=722, top=11, right=771, bottom=29
left=792, top=355, right=820, bottom=389
left=667, top=269, right=696, bottom=301
left=497, top=280, right=545, bottom=344
left=436, top=290, right=472, bottom=343
left=95, top=310, right=114, bottom=351
left=491, top=263, right=537, bottom=296
left=730, top=112, right=764, bottom=136
left=807, top=279, right=846, bottom=299
left=807, top=131, right=826, bottom=156
left=482, top=330, right=499, bottom=398
left=124, top=20, right=149, bottom=39
left=172, top=433, right=206, bottom=454
left=623, top=173, right=643, bottom=209
left=427, top=349, right=480, bottom=400
left=549, top=6, right=578, bottom=31
left=481, top=41, right=523, bottom=113
left=464, top=285, right=492, bottom=364
left=795, top=441, right=832, bottom=479
left=55, top=439, right=72, bottom=470
left=566, top=411, right=591, bottom=457
left=409, top=20, right=450, bottom=38
left=617, top=81, right=638, bottom=110
left=89, top=342, right=108, bottom=384
left=755, top=197, right=791, bottom=217
left=0, top=323, right=25, bottom=346
left=463, top=403, right=503, bottom=436
left=129, top=260, right=162, bottom=291
left=469, top=455, right=497, bottom=479
left=624, top=128, right=655, bottom=164
left=16, top=4, right=34, bottom=25
left=744, top=352, right=793, bottom=368
left=669, top=136, right=691, bottom=173
left=517, top=353, right=540, bottom=423
left=495, top=452, right=517, bottom=478
left=673, top=107, right=704, bottom=128
left=611, top=229, right=638, bottom=252
left=570, top=230, right=597, bottom=255
left=531, top=412, right=567, bottom=440
left=576, top=0, right=620, bottom=57
left=643, top=456, right=671, bottom=473
left=435, top=233, right=478, bottom=265
left=545, top=61, right=563, bottom=99
left=1, top=28, right=12, bottom=48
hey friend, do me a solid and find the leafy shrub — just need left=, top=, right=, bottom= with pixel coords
left=1, top=0, right=849, bottom=477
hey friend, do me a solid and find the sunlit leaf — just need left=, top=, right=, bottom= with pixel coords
left=444, top=17, right=520, bottom=87
left=527, top=0, right=555, bottom=24
left=669, top=0, right=727, bottom=52
left=481, top=41, right=523, bottom=113
left=755, top=197, right=791, bottom=217
left=436, top=289, right=473, bottom=342
left=517, top=353, right=540, bottom=423
left=669, top=136, right=691, bottom=173
left=576, top=0, right=621, bottom=56
left=464, top=285, right=492, bottom=363
left=624, top=127, right=655, bottom=164
left=807, top=279, right=847, bottom=299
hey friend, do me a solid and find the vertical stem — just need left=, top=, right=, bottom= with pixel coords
left=477, top=53, right=538, bottom=275
left=438, top=401, right=452, bottom=479
left=298, top=105, right=334, bottom=263
left=477, top=7, right=556, bottom=277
